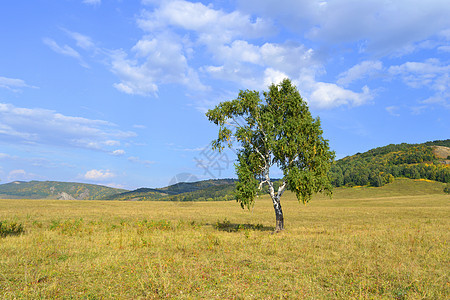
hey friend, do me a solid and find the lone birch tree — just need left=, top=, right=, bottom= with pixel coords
left=206, top=79, right=334, bottom=231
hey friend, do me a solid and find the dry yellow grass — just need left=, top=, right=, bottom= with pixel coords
left=0, top=187, right=449, bottom=299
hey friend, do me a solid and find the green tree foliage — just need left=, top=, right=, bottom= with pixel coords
left=423, top=139, right=450, bottom=147
left=206, top=79, right=335, bottom=231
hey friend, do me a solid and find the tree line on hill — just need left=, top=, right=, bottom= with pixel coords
left=329, top=141, right=450, bottom=188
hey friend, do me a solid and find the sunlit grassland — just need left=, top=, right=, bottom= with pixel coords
left=0, top=179, right=448, bottom=299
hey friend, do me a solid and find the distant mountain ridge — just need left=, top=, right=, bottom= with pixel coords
left=104, top=179, right=237, bottom=201
left=0, top=179, right=238, bottom=201
left=1, top=140, right=448, bottom=200
left=0, top=181, right=127, bottom=200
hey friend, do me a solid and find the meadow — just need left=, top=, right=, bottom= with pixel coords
left=0, top=179, right=448, bottom=299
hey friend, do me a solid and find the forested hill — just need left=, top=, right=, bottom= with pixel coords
left=329, top=139, right=450, bottom=187
left=1, top=140, right=448, bottom=201
left=103, top=179, right=237, bottom=201
left=0, top=181, right=127, bottom=200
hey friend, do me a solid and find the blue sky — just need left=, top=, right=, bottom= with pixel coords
left=0, top=0, right=449, bottom=189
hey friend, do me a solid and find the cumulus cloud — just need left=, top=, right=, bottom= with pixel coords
left=0, top=76, right=38, bottom=92
left=45, top=0, right=448, bottom=112
left=84, top=169, right=115, bottom=181
left=134, top=0, right=375, bottom=110
left=138, top=0, right=272, bottom=44
left=47, top=0, right=369, bottom=109
left=306, top=82, right=373, bottom=109
left=203, top=40, right=317, bottom=90
left=107, top=0, right=274, bottom=95
left=110, top=32, right=207, bottom=96
left=0, top=103, right=136, bottom=150
left=263, top=68, right=289, bottom=87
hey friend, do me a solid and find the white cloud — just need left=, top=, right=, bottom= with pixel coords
left=263, top=68, right=288, bottom=87
left=0, top=76, right=37, bottom=92
left=84, top=169, right=115, bottom=181
left=388, top=58, right=449, bottom=107
left=64, top=30, right=96, bottom=50
left=202, top=41, right=317, bottom=91
left=307, top=83, right=373, bottom=109
left=112, top=149, right=125, bottom=156
left=215, top=40, right=261, bottom=64
left=56, top=0, right=363, bottom=109
left=128, top=156, right=154, bottom=166
left=111, top=0, right=274, bottom=95
left=386, top=106, right=400, bottom=117
left=44, top=1, right=396, bottom=111
left=139, top=1, right=272, bottom=44
left=438, top=46, right=450, bottom=52
left=43, top=38, right=89, bottom=68
left=0, top=153, right=12, bottom=159
left=110, top=50, right=158, bottom=96
left=239, top=0, right=450, bottom=56
left=260, top=42, right=316, bottom=74
left=82, top=0, right=101, bottom=6
left=0, top=103, right=136, bottom=150
left=389, top=59, right=449, bottom=88
left=104, top=140, right=120, bottom=146
left=110, top=31, right=208, bottom=96
left=337, top=61, right=383, bottom=87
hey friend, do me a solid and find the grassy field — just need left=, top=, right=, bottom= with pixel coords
left=0, top=179, right=448, bottom=299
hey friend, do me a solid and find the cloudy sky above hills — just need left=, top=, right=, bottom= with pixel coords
left=0, top=0, right=449, bottom=189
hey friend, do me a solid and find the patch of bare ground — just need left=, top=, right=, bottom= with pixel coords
left=432, top=146, right=450, bottom=164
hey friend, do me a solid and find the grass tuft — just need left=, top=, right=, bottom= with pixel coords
left=0, top=220, right=24, bottom=237
left=214, top=218, right=272, bottom=232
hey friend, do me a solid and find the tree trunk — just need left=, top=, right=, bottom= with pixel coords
left=273, top=200, right=284, bottom=231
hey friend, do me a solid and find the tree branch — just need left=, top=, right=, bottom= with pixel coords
left=258, top=179, right=268, bottom=190
left=276, top=181, right=287, bottom=199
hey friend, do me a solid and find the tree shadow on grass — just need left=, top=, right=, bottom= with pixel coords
left=212, top=219, right=274, bottom=232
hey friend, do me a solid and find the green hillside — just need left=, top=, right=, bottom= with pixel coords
left=1, top=140, right=448, bottom=201
left=104, top=179, right=237, bottom=201
left=103, top=187, right=169, bottom=201
left=0, top=181, right=127, bottom=200
left=314, top=178, right=447, bottom=201
left=329, top=139, right=450, bottom=188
